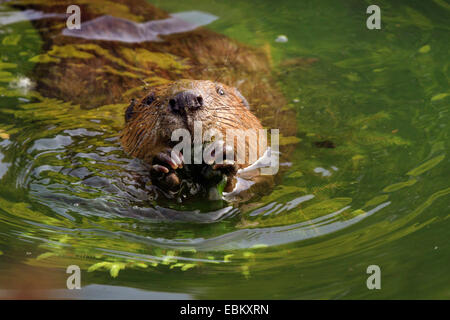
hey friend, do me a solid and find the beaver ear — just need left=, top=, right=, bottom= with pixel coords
left=125, top=93, right=156, bottom=122
left=125, top=99, right=136, bottom=122
left=234, top=88, right=250, bottom=110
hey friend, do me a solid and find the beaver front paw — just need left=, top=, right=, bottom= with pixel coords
left=208, top=143, right=238, bottom=175
left=206, top=143, right=238, bottom=192
left=150, top=148, right=184, bottom=190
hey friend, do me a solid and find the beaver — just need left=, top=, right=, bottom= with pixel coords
left=121, top=79, right=265, bottom=194
left=13, top=0, right=302, bottom=200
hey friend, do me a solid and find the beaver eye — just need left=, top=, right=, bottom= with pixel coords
left=216, top=87, right=225, bottom=95
left=142, top=92, right=155, bottom=106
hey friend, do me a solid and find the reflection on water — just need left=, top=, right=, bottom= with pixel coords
left=0, top=6, right=65, bottom=26
left=0, top=0, right=449, bottom=299
left=63, top=11, right=218, bottom=42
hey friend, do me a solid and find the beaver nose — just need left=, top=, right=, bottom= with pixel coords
left=169, top=91, right=203, bottom=113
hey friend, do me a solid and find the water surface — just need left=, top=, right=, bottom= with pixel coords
left=0, top=0, right=448, bottom=299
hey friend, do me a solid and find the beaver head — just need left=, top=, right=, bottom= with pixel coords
left=120, top=79, right=265, bottom=194
left=121, top=79, right=263, bottom=164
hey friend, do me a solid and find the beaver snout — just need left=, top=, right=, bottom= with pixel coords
left=169, top=91, right=203, bottom=113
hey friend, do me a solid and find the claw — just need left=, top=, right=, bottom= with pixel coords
left=177, top=151, right=184, bottom=166
left=156, top=151, right=178, bottom=169
left=151, top=164, right=169, bottom=174
left=155, top=148, right=184, bottom=170
left=170, top=150, right=183, bottom=168
left=204, top=141, right=235, bottom=165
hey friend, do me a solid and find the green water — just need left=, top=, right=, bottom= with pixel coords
left=0, top=0, right=449, bottom=299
